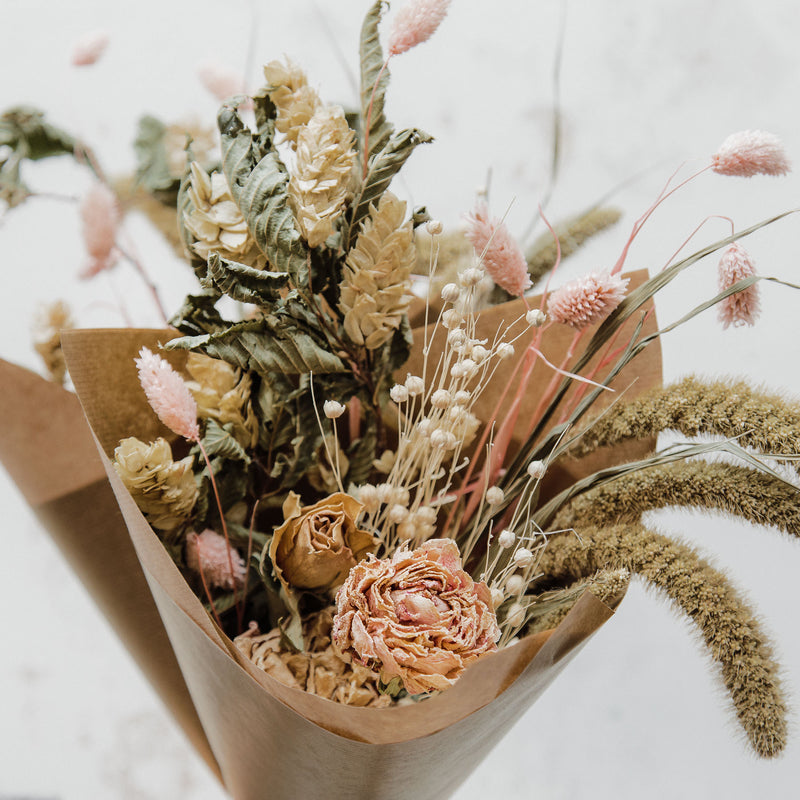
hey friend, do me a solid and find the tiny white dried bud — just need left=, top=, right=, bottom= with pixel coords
left=471, top=345, right=488, bottom=363
left=490, top=587, right=505, bottom=609
left=454, top=390, right=471, bottom=406
left=496, top=342, right=515, bottom=360
left=414, top=508, right=437, bottom=528
left=377, top=483, right=394, bottom=503
left=430, top=429, right=449, bottom=449
left=441, top=282, right=461, bottom=303
left=388, top=504, right=409, bottom=524
left=486, top=486, right=505, bottom=505
left=506, top=602, right=525, bottom=628
left=448, top=405, right=466, bottom=423
left=447, top=328, right=467, bottom=348
left=390, top=384, right=409, bottom=403
left=526, top=308, right=547, bottom=327
left=513, top=547, right=535, bottom=568
left=443, top=431, right=458, bottom=450
left=450, top=362, right=466, bottom=379
left=357, top=484, right=379, bottom=512
left=527, top=460, right=546, bottom=480
left=459, top=267, right=484, bottom=288
left=460, top=358, right=477, bottom=376
left=506, top=574, right=525, bottom=595
left=426, top=219, right=443, bottom=235
left=442, top=309, right=463, bottom=329
left=390, top=486, right=410, bottom=506
left=405, top=375, right=424, bottom=396
left=431, top=389, right=451, bottom=408
left=323, top=400, right=345, bottom=419
left=498, top=529, right=516, bottom=548
left=396, top=520, right=417, bottom=540
left=416, top=417, right=434, bottom=437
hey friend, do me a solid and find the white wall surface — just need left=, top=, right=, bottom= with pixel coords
left=1, top=1, right=800, bottom=798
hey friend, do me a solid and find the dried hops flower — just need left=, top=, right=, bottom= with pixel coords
left=268, top=492, right=376, bottom=594
left=263, top=58, right=323, bottom=149
left=712, top=130, right=790, bottom=178
left=547, top=270, right=629, bottom=329
left=332, top=538, right=500, bottom=694
left=464, top=201, right=532, bottom=297
left=339, top=191, right=415, bottom=349
left=289, top=105, right=357, bottom=248
left=184, top=352, right=258, bottom=448
left=185, top=529, right=247, bottom=591
left=113, top=437, right=198, bottom=532
left=184, top=162, right=263, bottom=267
left=717, top=242, right=761, bottom=329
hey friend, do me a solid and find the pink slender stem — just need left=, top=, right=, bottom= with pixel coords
left=117, top=244, right=169, bottom=325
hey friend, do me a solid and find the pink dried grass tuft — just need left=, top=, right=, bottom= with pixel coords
left=464, top=201, right=531, bottom=296
left=717, top=242, right=760, bottom=329
left=79, top=182, right=120, bottom=279
left=71, top=30, right=109, bottom=67
left=197, top=61, right=246, bottom=102
left=186, top=529, right=247, bottom=591
left=387, top=0, right=451, bottom=57
left=712, top=130, right=790, bottom=178
left=135, top=347, right=200, bottom=441
left=547, top=271, right=629, bottom=329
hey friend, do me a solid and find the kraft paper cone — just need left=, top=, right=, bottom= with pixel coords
left=53, top=271, right=660, bottom=799
left=0, top=358, right=221, bottom=781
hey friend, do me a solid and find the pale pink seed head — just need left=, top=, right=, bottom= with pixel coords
left=711, top=130, right=790, bottom=177
left=197, top=61, right=246, bottom=102
left=547, top=271, right=629, bottom=329
left=135, top=347, right=200, bottom=441
left=79, top=182, right=120, bottom=279
left=71, top=30, right=109, bottom=67
left=464, top=201, right=531, bottom=296
left=387, top=0, right=452, bottom=57
left=185, top=529, right=247, bottom=591
left=717, top=242, right=760, bottom=329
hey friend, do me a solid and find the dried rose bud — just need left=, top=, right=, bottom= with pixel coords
left=332, top=538, right=500, bottom=694
left=268, top=492, right=376, bottom=594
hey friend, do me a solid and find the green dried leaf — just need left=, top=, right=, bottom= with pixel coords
left=201, top=418, right=251, bottom=463
left=204, top=253, right=289, bottom=307
left=168, top=291, right=225, bottom=337
left=359, top=1, right=393, bottom=162
left=342, top=127, right=433, bottom=250
left=0, top=106, right=76, bottom=161
left=218, top=102, right=310, bottom=287
left=133, top=115, right=181, bottom=201
left=346, top=416, right=378, bottom=485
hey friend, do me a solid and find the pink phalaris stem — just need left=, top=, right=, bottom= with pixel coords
left=717, top=242, right=761, bottom=329
left=71, top=30, right=109, bottom=67
left=387, top=0, right=452, bottom=56
left=711, top=130, right=790, bottom=177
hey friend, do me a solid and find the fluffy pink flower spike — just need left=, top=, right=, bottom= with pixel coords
left=135, top=347, right=200, bottom=441
left=717, top=242, right=761, bottom=329
left=197, top=61, right=247, bottom=102
left=712, top=130, right=790, bottom=177
left=186, top=530, right=247, bottom=591
left=547, top=271, right=629, bottom=330
left=387, top=0, right=452, bottom=56
left=79, top=182, right=120, bottom=279
left=464, top=201, right=532, bottom=296
left=71, top=30, right=110, bottom=67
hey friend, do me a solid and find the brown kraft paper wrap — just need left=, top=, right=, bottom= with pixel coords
left=8, top=270, right=659, bottom=799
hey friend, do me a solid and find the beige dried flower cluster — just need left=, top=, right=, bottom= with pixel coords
left=288, top=106, right=357, bottom=248
left=263, top=58, right=323, bottom=149
left=234, top=609, right=390, bottom=708
left=32, top=300, right=73, bottom=385
left=185, top=352, right=259, bottom=449
left=113, top=437, right=198, bottom=532
left=184, top=162, right=263, bottom=267
left=339, top=191, right=415, bottom=349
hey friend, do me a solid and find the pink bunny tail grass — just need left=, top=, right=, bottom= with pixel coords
left=387, top=0, right=452, bottom=56
left=79, top=182, right=120, bottom=279
left=464, top=201, right=532, bottom=296
left=547, top=271, right=629, bottom=329
left=185, top=530, right=247, bottom=591
left=71, top=30, right=109, bottom=67
left=712, top=130, right=790, bottom=177
left=135, top=347, right=200, bottom=441
left=197, top=61, right=246, bottom=102
left=717, top=242, right=761, bottom=329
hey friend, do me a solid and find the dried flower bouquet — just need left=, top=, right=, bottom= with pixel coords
left=3, top=0, right=800, bottom=796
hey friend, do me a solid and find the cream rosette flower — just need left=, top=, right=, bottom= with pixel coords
left=332, top=538, right=500, bottom=695
left=268, top=492, right=376, bottom=594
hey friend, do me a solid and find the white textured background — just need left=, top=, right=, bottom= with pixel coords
left=2, top=1, right=800, bottom=798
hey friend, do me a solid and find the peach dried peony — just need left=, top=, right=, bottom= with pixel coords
left=185, top=529, right=247, bottom=591
left=268, top=492, right=376, bottom=594
left=332, top=538, right=500, bottom=694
